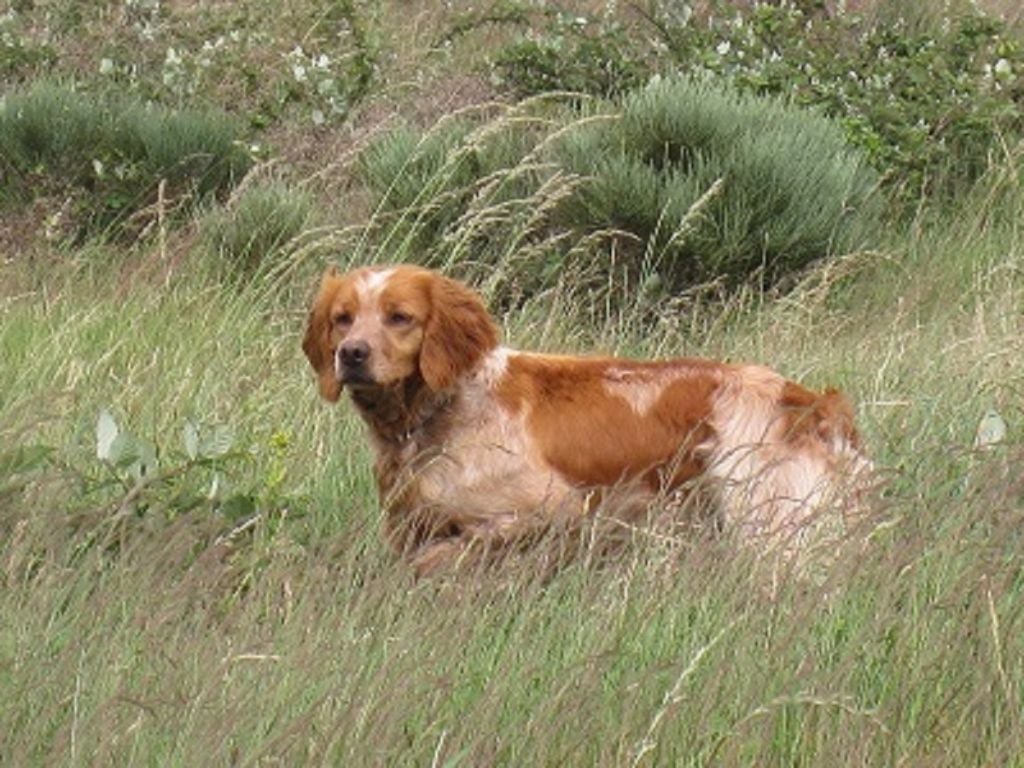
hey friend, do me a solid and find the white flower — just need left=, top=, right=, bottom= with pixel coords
left=315, top=53, right=330, bottom=69
left=293, top=63, right=307, bottom=82
left=994, top=58, right=1012, bottom=78
left=716, top=40, right=731, bottom=56
left=311, top=109, right=325, bottom=125
left=165, top=47, right=181, bottom=65
left=92, top=159, right=105, bottom=178
left=99, top=58, right=114, bottom=75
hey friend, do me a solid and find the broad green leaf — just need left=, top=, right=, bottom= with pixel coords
left=220, top=494, right=257, bottom=522
left=201, top=424, right=235, bottom=459
left=974, top=409, right=1007, bottom=449
left=107, top=432, right=141, bottom=468
left=183, top=420, right=200, bottom=460
left=96, top=409, right=119, bottom=461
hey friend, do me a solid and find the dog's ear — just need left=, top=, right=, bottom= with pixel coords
left=302, top=266, right=343, bottom=402
left=420, top=274, right=498, bottom=392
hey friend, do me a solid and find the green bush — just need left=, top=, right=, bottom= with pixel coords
left=492, top=12, right=647, bottom=99
left=490, top=2, right=1024, bottom=207
left=0, top=82, right=251, bottom=238
left=357, top=118, right=538, bottom=254
left=650, top=4, right=1024, bottom=205
left=200, top=182, right=314, bottom=271
left=554, top=78, right=880, bottom=291
left=357, top=79, right=879, bottom=302
left=357, top=121, right=476, bottom=229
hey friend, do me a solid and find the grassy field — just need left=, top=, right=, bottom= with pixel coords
left=2, top=1, right=1023, bottom=766
left=2, top=165, right=1022, bottom=765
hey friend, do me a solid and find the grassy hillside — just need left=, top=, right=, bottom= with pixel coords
left=2, top=1, right=1023, bottom=765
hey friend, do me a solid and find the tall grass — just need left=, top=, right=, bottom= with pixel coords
left=0, top=155, right=1021, bottom=765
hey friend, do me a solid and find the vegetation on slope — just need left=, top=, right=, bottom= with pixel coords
left=1, top=1, right=1022, bottom=765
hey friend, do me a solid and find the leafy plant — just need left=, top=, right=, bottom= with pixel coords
left=492, top=10, right=647, bottom=99
left=358, top=79, right=879, bottom=301
left=643, top=2, right=1024, bottom=205
left=490, top=1, right=1024, bottom=207
left=0, top=82, right=252, bottom=239
left=0, top=9, right=57, bottom=80
left=93, top=408, right=257, bottom=525
left=82, top=408, right=306, bottom=564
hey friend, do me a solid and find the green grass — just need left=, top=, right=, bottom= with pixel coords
left=1, top=163, right=1021, bottom=765
left=0, top=82, right=251, bottom=237
left=1, top=2, right=1022, bottom=764
left=199, top=181, right=315, bottom=272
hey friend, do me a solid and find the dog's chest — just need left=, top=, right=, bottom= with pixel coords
left=379, top=401, right=579, bottom=528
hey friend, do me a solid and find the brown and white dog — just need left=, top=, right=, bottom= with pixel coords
left=303, top=264, right=870, bottom=575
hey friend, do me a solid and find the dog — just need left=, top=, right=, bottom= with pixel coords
left=303, top=264, right=870, bottom=575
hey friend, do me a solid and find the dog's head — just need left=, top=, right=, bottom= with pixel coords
left=302, top=265, right=499, bottom=402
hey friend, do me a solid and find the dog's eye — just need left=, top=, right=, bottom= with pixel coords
left=386, top=310, right=413, bottom=326
left=332, top=311, right=352, bottom=327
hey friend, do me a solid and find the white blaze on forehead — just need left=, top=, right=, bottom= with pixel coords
left=356, top=267, right=396, bottom=305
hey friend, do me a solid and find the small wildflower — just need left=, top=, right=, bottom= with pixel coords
left=99, top=58, right=115, bottom=75
left=293, top=63, right=307, bottom=82
left=716, top=40, right=731, bottom=56
left=311, top=108, right=325, bottom=126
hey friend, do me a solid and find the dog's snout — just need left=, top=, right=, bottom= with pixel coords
left=340, top=340, right=370, bottom=367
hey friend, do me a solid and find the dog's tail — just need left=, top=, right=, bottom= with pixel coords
left=707, top=368, right=870, bottom=545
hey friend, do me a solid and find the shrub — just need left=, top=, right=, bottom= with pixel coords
left=0, top=9, right=57, bottom=81
left=0, top=82, right=251, bottom=238
left=4, top=0, right=380, bottom=129
left=648, top=3, right=1024, bottom=205
left=200, top=182, right=314, bottom=272
left=357, top=118, right=538, bottom=254
left=358, top=121, right=476, bottom=222
left=490, top=2, right=1024, bottom=207
left=492, top=11, right=647, bottom=99
left=553, top=78, right=880, bottom=291
left=357, top=79, right=879, bottom=303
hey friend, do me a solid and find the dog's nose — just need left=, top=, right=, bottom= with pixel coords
left=339, top=340, right=370, bottom=367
